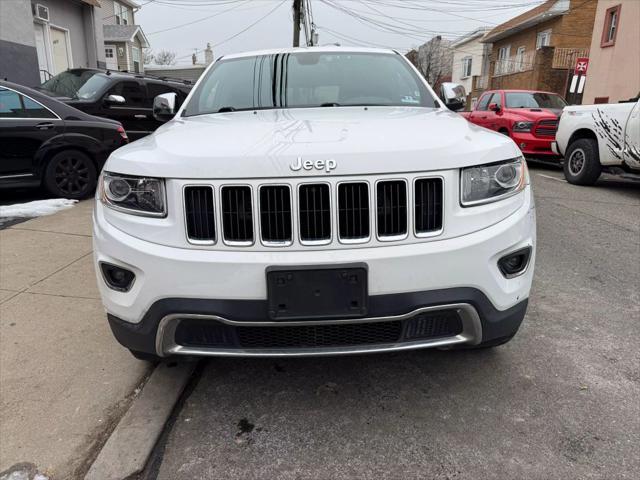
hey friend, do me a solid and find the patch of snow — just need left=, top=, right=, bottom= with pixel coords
left=33, top=475, right=49, bottom=480
left=0, top=472, right=29, bottom=480
left=0, top=199, right=78, bottom=219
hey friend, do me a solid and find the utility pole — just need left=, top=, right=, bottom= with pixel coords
left=293, top=0, right=302, bottom=47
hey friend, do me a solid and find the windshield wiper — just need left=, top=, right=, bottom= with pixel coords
left=320, top=102, right=341, bottom=107
left=217, top=106, right=236, bottom=113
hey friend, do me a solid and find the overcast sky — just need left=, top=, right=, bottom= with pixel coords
left=137, top=0, right=544, bottom=65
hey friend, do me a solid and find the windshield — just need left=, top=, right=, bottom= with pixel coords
left=41, top=71, right=111, bottom=100
left=184, top=52, right=436, bottom=116
left=505, top=92, right=567, bottom=109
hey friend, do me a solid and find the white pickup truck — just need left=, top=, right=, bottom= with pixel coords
left=553, top=97, right=640, bottom=185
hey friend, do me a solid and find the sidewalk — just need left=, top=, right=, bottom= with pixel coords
left=0, top=201, right=151, bottom=479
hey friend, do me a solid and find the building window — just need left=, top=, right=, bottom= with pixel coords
left=536, top=29, right=551, bottom=48
left=132, top=46, right=141, bottom=73
left=601, top=4, right=621, bottom=47
left=496, top=45, right=510, bottom=75
left=105, top=47, right=114, bottom=59
left=594, top=97, right=609, bottom=104
left=515, top=46, right=526, bottom=72
left=115, top=1, right=130, bottom=25
left=461, top=57, right=472, bottom=78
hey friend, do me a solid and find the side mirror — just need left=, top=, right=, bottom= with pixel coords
left=153, top=92, right=177, bottom=122
left=105, top=94, right=125, bottom=106
left=489, top=102, right=501, bottom=113
left=439, top=82, right=466, bottom=112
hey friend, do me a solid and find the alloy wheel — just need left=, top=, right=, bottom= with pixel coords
left=568, top=148, right=586, bottom=176
left=54, top=155, right=91, bottom=196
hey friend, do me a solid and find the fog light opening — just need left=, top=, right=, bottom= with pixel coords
left=498, top=247, right=531, bottom=278
left=100, top=262, right=135, bottom=292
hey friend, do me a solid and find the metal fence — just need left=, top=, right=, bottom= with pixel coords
left=552, top=48, right=589, bottom=69
left=494, top=50, right=535, bottom=76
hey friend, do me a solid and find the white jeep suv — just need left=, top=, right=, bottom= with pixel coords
left=93, top=47, right=536, bottom=360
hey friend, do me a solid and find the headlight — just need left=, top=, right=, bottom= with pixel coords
left=100, top=172, right=166, bottom=217
left=461, top=157, right=527, bottom=206
left=512, top=121, right=534, bottom=132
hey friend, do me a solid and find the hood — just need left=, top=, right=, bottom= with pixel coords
left=105, top=107, right=521, bottom=179
left=503, top=107, right=561, bottom=120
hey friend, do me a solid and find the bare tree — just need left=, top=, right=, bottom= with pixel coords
left=414, top=36, right=453, bottom=90
left=143, top=49, right=154, bottom=65
left=154, top=50, right=177, bottom=66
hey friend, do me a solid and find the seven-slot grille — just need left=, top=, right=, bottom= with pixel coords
left=184, top=186, right=216, bottom=242
left=259, top=186, right=292, bottom=243
left=414, top=178, right=443, bottom=234
left=534, top=119, right=559, bottom=137
left=221, top=186, right=253, bottom=244
left=184, top=178, right=444, bottom=246
left=299, top=184, right=331, bottom=242
left=377, top=180, right=408, bottom=238
left=338, top=182, right=369, bottom=241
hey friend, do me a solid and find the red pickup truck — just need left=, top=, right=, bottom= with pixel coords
left=460, top=89, right=567, bottom=159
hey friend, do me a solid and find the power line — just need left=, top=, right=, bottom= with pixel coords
left=147, top=0, right=251, bottom=34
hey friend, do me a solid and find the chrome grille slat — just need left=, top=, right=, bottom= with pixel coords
left=299, top=184, right=331, bottom=243
left=221, top=186, right=253, bottom=244
left=415, top=178, right=443, bottom=234
left=338, top=182, right=369, bottom=241
left=260, top=185, right=292, bottom=244
left=184, top=186, right=215, bottom=243
left=377, top=180, right=407, bottom=238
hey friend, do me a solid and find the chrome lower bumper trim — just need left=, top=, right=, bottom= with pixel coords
left=155, top=303, right=482, bottom=358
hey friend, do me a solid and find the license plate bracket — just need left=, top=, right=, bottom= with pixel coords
left=266, top=264, right=368, bottom=320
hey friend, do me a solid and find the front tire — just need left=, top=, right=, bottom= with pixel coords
left=563, top=138, right=601, bottom=185
left=43, top=150, right=97, bottom=199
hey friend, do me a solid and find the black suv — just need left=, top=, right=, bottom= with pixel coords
left=36, top=69, right=192, bottom=141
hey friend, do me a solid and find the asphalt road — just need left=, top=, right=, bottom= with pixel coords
left=152, top=166, right=639, bottom=479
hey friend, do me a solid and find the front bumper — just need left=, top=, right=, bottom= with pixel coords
left=94, top=188, right=535, bottom=357
left=108, top=291, right=528, bottom=357
left=512, top=132, right=560, bottom=158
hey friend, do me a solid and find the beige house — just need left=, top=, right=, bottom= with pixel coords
left=451, top=27, right=491, bottom=109
left=101, top=0, right=149, bottom=73
left=582, top=1, right=640, bottom=104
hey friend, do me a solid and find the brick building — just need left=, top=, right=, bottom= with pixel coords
left=481, top=0, right=597, bottom=100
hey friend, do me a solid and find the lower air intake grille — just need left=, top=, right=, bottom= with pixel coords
left=299, top=184, right=331, bottom=242
left=404, top=310, right=463, bottom=340
left=221, top=186, right=253, bottom=243
left=338, top=182, right=370, bottom=240
left=237, top=322, right=402, bottom=348
left=259, top=185, right=292, bottom=243
left=377, top=180, right=407, bottom=237
left=184, top=186, right=215, bottom=242
left=172, top=309, right=464, bottom=350
left=414, top=178, right=443, bottom=234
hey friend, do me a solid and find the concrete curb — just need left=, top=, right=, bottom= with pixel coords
left=84, top=362, right=196, bottom=480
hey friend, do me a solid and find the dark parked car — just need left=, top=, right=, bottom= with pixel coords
left=36, top=69, right=191, bottom=141
left=0, top=81, right=128, bottom=199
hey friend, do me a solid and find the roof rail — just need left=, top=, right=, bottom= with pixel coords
left=142, top=72, right=193, bottom=85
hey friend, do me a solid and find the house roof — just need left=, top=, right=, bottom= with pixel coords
left=482, top=0, right=570, bottom=43
left=103, top=24, right=150, bottom=48
left=452, top=27, right=491, bottom=48
left=80, top=0, right=101, bottom=6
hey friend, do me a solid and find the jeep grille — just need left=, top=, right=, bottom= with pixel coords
left=183, top=177, right=443, bottom=247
